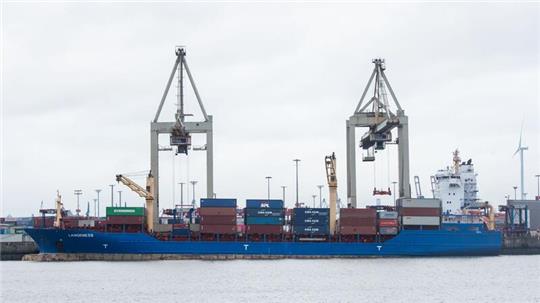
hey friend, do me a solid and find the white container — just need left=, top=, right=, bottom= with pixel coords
left=398, top=198, right=441, bottom=209
left=378, top=211, right=398, bottom=219
left=78, top=220, right=95, bottom=227
left=402, top=216, right=440, bottom=226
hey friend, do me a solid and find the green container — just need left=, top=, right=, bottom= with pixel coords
left=106, top=207, right=145, bottom=217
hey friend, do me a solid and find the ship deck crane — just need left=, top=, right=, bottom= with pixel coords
left=346, top=59, right=411, bottom=207
left=325, top=153, right=337, bottom=234
left=116, top=173, right=155, bottom=230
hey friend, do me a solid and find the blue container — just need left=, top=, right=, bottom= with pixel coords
left=172, top=229, right=190, bottom=236
left=293, top=216, right=329, bottom=225
left=245, top=208, right=284, bottom=217
left=245, top=216, right=284, bottom=225
left=168, top=218, right=183, bottom=224
left=293, top=225, right=329, bottom=235
left=200, top=198, right=237, bottom=208
left=293, top=208, right=329, bottom=217
left=246, top=199, right=284, bottom=209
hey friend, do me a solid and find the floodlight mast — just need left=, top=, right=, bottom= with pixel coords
left=149, top=47, right=213, bottom=231
left=346, top=59, right=411, bottom=207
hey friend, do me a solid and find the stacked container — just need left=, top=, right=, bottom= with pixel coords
left=244, top=199, right=285, bottom=235
left=378, top=211, right=399, bottom=235
left=397, top=198, right=441, bottom=229
left=106, top=207, right=145, bottom=232
left=339, top=208, right=377, bottom=235
left=199, top=199, right=237, bottom=235
left=293, top=208, right=329, bottom=236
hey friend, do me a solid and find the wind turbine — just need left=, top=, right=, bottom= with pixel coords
left=513, top=123, right=528, bottom=200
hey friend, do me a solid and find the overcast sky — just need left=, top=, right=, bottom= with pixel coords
left=1, top=3, right=539, bottom=217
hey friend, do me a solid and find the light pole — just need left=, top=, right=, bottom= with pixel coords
left=265, top=176, right=272, bottom=200
left=535, top=174, right=540, bottom=199
left=293, top=159, right=301, bottom=207
left=95, top=189, right=102, bottom=217
left=281, top=186, right=286, bottom=203
left=93, top=199, right=98, bottom=217
left=190, top=181, right=197, bottom=207
left=118, top=190, right=123, bottom=207
left=513, top=186, right=518, bottom=200
left=109, top=184, right=115, bottom=207
left=74, top=189, right=82, bottom=216
left=317, top=185, right=324, bottom=207
left=178, top=182, right=185, bottom=206
left=312, top=195, right=317, bottom=208
left=392, top=181, right=398, bottom=204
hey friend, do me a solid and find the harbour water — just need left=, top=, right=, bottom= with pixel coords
left=1, top=256, right=539, bottom=302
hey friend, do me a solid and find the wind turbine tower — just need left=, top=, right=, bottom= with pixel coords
left=514, top=125, right=528, bottom=200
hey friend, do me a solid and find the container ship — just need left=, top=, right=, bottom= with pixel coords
left=24, top=50, right=502, bottom=258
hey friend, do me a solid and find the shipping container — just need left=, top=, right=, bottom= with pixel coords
left=78, top=219, right=96, bottom=227
left=200, top=224, right=237, bottom=234
left=339, top=217, right=376, bottom=226
left=400, top=207, right=441, bottom=216
left=244, top=208, right=285, bottom=217
left=189, top=223, right=200, bottom=232
left=246, top=199, right=284, bottom=209
left=106, top=216, right=144, bottom=225
left=378, top=211, right=399, bottom=219
left=199, top=207, right=236, bottom=216
left=200, top=198, right=237, bottom=208
left=172, top=229, right=190, bottom=236
left=199, top=215, right=236, bottom=225
left=397, top=198, right=441, bottom=209
left=245, top=216, right=284, bottom=225
left=293, top=225, right=329, bottom=235
left=339, top=226, right=377, bottom=235
left=106, top=207, right=145, bottom=217
left=402, top=216, right=440, bottom=226
left=378, top=219, right=398, bottom=227
left=293, top=216, right=329, bottom=226
left=293, top=208, right=330, bottom=217
left=33, top=217, right=54, bottom=228
left=379, top=226, right=399, bottom=235
left=340, top=208, right=377, bottom=219
left=246, top=225, right=283, bottom=234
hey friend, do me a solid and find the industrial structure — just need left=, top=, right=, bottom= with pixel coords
left=346, top=59, right=410, bottom=207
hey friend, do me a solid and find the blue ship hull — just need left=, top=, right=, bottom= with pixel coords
left=25, top=227, right=502, bottom=257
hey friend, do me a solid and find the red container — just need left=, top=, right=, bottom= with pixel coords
left=200, top=224, right=237, bottom=234
left=200, top=215, right=236, bottom=225
left=199, top=207, right=236, bottom=216
left=340, top=217, right=377, bottom=226
left=340, top=226, right=377, bottom=235
left=246, top=225, right=283, bottom=235
left=340, top=208, right=377, bottom=219
left=106, top=216, right=144, bottom=225
left=400, top=207, right=440, bottom=216
left=378, top=219, right=398, bottom=227
left=33, top=217, right=55, bottom=228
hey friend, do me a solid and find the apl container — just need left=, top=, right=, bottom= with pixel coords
left=246, top=199, right=285, bottom=209
left=244, top=208, right=285, bottom=217
left=293, top=225, right=329, bottom=235
left=200, top=198, right=237, bottom=208
left=106, top=207, right=145, bottom=217
left=245, top=216, right=284, bottom=225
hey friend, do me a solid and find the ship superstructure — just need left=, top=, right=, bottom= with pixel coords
left=433, top=150, right=479, bottom=214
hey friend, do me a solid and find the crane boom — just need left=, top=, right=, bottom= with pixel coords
left=325, top=153, right=337, bottom=234
left=116, top=173, right=156, bottom=231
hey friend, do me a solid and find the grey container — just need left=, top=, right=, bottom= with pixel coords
left=189, top=223, right=200, bottom=232
left=402, top=216, right=440, bottom=226
left=378, top=211, right=398, bottom=219
left=379, top=227, right=398, bottom=235
left=397, top=198, right=441, bottom=209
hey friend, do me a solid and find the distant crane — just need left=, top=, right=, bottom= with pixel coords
left=325, top=153, right=338, bottom=234
left=513, top=124, right=528, bottom=200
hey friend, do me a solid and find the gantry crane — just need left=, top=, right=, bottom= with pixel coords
left=149, top=47, right=214, bottom=231
left=325, top=153, right=337, bottom=234
left=116, top=174, right=155, bottom=230
left=346, top=59, right=411, bottom=207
